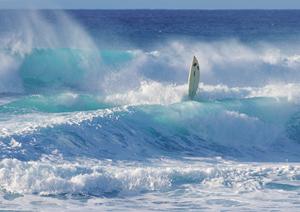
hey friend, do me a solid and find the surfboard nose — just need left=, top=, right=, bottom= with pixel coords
left=193, top=55, right=198, bottom=62
left=192, top=56, right=198, bottom=67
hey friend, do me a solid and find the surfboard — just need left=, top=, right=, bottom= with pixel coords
left=188, top=56, right=200, bottom=100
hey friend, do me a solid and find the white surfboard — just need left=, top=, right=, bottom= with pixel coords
left=188, top=56, right=200, bottom=100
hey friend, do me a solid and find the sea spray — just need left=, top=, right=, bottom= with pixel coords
left=0, top=10, right=300, bottom=211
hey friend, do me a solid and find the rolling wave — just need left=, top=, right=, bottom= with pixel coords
left=1, top=95, right=299, bottom=162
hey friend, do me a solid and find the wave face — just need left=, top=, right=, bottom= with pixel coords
left=1, top=10, right=300, bottom=211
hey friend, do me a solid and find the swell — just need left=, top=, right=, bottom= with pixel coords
left=0, top=93, right=113, bottom=113
left=1, top=97, right=300, bottom=162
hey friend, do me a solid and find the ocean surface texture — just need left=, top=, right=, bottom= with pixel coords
left=1, top=10, right=300, bottom=211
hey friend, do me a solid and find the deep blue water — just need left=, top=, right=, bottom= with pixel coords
left=2, top=10, right=300, bottom=48
left=67, top=10, right=300, bottom=47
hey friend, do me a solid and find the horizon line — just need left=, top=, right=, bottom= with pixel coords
left=1, top=8, right=300, bottom=10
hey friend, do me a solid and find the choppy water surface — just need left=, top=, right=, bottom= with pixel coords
left=1, top=10, right=300, bottom=211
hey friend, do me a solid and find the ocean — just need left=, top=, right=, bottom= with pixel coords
left=0, top=10, right=300, bottom=211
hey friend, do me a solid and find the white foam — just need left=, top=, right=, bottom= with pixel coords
left=0, top=52, right=23, bottom=93
left=0, top=11, right=103, bottom=93
left=0, top=157, right=299, bottom=210
left=248, top=83, right=300, bottom=102
left=105, top=81, right=186, bottom=105
left=9, top=138, right=22, bottom=149
left=104, top=80, right=300, bottom=106
left=0, top=106, right=127, bottom=137
left=102, top=40, right=300, bottom=93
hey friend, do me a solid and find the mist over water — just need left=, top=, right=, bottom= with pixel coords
left=1, top=10, right=300, bottom=211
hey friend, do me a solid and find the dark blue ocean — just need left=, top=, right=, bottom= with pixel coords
left=1, top=10, right=300, bottom=211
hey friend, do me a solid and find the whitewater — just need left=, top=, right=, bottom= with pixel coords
left=0, top=10, right=300, bottom=211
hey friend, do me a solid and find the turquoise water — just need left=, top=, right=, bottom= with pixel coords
left=1, top=10, right=300, bottom=211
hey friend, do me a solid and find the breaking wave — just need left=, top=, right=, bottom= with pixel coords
left=0, top=11, right=300, bottom=209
